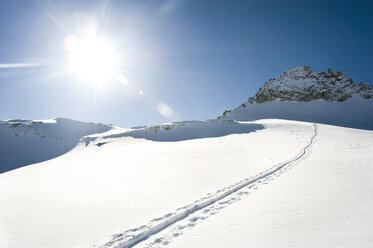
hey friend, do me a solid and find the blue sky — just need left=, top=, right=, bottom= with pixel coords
left=0, top=0, right=372, bottom=127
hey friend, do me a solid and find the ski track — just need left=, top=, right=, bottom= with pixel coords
left=100, top=124, right=318, bottom=248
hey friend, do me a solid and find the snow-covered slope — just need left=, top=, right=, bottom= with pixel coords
left=1, top=66, right=373, bottom=248
left=220, top=66, right=373, bottom=130
left=161, top=124, right=373, bottom=248
left=0, top=118, right=113, bottom=173
left=221, top=98, right=373, bottom=130
left=0, top=119, right=372, bottom=248
left=0, top=119, right=314, bottom=248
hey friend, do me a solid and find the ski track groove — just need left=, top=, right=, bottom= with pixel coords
left=102, top=124, right=318, bottom=248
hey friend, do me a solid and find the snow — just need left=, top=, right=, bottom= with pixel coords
left=222, top=97, right=373, bottom=130
left=158, top=124, right=373, bottom=248
left=1, top=119, right=371, bottom=248
left=0, top=119, right=314, bottom=248
left=0, top=118, right=113, bottom=173
left=87, top=120, right=264, bottom=142
left=104, top=123, right=317, bottom=248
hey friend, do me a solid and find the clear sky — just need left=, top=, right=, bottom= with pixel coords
left=0, top=0, right=372, bottom=127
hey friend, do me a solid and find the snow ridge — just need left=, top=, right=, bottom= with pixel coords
left=102, top=123, right=317, bottom=248
left=0, top=118, right=112, bottom=173
left=0, top=118, right=110, bottom=141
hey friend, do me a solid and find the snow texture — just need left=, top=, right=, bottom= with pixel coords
left=162, top=124, right=373, bottom=248
left=102, top=124, right=317, bottom=248
left=0, top=120, right=313, bottom=248
left=0, top=118, right=112, bottom=173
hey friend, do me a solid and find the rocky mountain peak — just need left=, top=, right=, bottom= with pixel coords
left=280, top=65, right=313, bottom=79
left=248, top=65, right=373, bottom=103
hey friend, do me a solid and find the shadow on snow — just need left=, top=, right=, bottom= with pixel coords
left=102, top=120, right=265, bottom=142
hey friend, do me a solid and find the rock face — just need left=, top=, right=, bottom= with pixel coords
left=248, top=65, right=373, bottom=103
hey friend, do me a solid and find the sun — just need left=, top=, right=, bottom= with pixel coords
left=64, top=27, right=119, bottom=84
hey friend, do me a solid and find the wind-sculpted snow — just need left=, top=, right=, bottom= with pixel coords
left=0, top=118, right=112, bottom=173
left=95, top=120, right=264, bottom=142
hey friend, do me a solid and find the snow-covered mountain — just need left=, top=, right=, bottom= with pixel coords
left=0, top=118, right=113, bottom=173
left=220, top=66, right=373, bottom=130
left=1, top=66, right=373, bottom=248
left=248, top=65, right=372, bottom=103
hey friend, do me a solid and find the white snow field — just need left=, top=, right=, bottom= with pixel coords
left=1, top=117, right=372, bottom=248
left=159, top=124, right=373, bottom=248
left=0, top=119, right=315, bottom=248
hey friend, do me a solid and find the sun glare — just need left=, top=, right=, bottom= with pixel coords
left=64, top=27, right=119, bottom=84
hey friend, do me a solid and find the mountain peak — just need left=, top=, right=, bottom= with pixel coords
left=248, top=66, right=372, bottom=103
left=282, top=65, right=312, bottom=78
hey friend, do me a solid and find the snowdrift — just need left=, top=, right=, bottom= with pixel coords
left=0, top=118, right=112, bottom=173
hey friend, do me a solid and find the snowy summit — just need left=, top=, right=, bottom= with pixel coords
left=220, top=66, right=373, bottom=130
left=248, top=65, right=373, bottom=103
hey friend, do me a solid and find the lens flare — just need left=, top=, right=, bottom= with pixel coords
left=115, top=74, right=129, bottom=87
left=157, top=103, right=173, bottom=117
